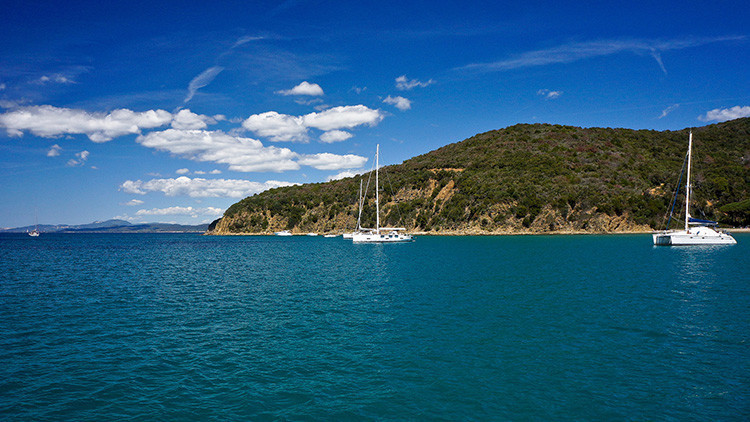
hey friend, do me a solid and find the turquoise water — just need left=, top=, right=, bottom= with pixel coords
left=1, top=233, right=748, bottom=420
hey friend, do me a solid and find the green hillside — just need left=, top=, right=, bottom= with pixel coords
left=210, top=119, right=750, bottom=234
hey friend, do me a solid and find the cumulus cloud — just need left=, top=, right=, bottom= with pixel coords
left=66, top=150, right=89, bottom=167
left=0, top=105, right=172, bottom=142
left=171, top=109, right=218, bottom=130
left=243, top=105, right=384, bottom=143
left=123, top=199, right=144, bottom=206
left=47, top=144, right=62, bottom=157
left=297, top=153, right=368, bottom=170
left=320, top=130, right=353, bottom=143
left=537, top=89, right=562, bottom=99
left=120, top=176, right=296, bottom=198
left=277, top=81, right=324, bottom=96
left=135, top=206, right=224, bottom=217
left=302, top=105, right=385, bottom=131
left=137, top=129, right=301, bottom=172
left=698, top=106, right=750, bottom=122
left=242, top=111, right=308, bottom=142
left=383, top=95, right=412, bottom=111
left=184, top=66, right=224, bottom=103
left=137, top=129, right=365, bottom=172
left=395, top=75, right=434, bottom=90
left=176, top=168, right=190, bottom=175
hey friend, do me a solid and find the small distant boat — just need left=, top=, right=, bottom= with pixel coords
left=28, top=210, right=40, bottom=237
left=306, top=233, right=318, bottom=237
left=352, top=144, right=413, bottom=243
left=653, top=131, right=737, bottom=246
left=323, top=234, right=338, bottom=238
left=275, top=230, right=293, bottom=236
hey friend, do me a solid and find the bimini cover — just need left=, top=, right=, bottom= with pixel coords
left=688, top=217, right=718, bottom=226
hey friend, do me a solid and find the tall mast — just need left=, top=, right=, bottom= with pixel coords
left=684, top=131, right=692, bottom=231
left=375, top=144, right=380, bottom=233
left=356, top=179, right=363, bottom=231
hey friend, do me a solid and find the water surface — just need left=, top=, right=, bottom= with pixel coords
left=1, top=233, right=748, bottom=420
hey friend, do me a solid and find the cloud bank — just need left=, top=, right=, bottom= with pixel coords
left=0, top=105, right=173, bottom=142
left=137, top=129, right=367, bottom=172
left=120, top=176, right=296, bottom=198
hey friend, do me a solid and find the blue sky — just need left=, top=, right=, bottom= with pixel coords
left=1, top=0, right=748, bottom=227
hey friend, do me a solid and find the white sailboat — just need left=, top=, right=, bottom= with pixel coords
left=28, top=209, right=40, bottom=237
left=352, top=145, right=413, bottom=243
left=275, top=230, right=293, bottom=236
left=653, top=131, right=737, bottom=246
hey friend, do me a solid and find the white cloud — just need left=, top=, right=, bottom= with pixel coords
left=698, top=105, right=750, bottom=122
left=0, top=105, right=172, bottom=142
left=277, top=81, right=324, bottom=96
left=137, top=129, right=367, bottom=173
left=243, top=105, right=384, bottom=142
left=0, top=83, right=5, bottom=90
left=47, top=144, right=62, bottom=157
left=457, top=36, right=745, bottom=74
left=327, top=170, right=360, bottom=181
left=395, top=75, right=434, bottom=90
left=383, top=95, right=412, bottom=111
left=297, top=153, right=367, bottom=170
left=320, top=130, right=353, bottom=143
left=36, top=74, right=75, bottom=85
left=176, top=168, right=190, bottom=175
left=66, top=150, right=89, bottom=167
left=123, top=199, right=144, bottom=206
left=135, top=206, right=224, bottom=217
left=171, top=109, right=217, bottom=130
left=302, top=105, right=385, bottom=131
left=209, top=169, right=222, bottom=174
left=137, top=129, right=301, bottom=172
left=659, top=104, right=679, bottom=119
left=537, top=89, right=562, bottom=99
left=184, top=66, right=224, bottom=103
left=242, top=111, right=309, bottom=142
left=120, top=176, right=296, bottom=198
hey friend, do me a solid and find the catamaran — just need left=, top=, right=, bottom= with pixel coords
left=652, top=131, right=737, bottom=246
left=351, top=145, right=413, bottom=243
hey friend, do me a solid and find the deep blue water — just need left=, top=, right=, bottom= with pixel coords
left=1, top=233, right=748, bottom=420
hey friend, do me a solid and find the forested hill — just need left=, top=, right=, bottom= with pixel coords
left=209, top=118, right=750, bottom=235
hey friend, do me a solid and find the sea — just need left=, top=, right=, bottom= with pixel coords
left=1, top=232, right=748, bottom=420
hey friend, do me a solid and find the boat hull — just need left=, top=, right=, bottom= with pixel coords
left=352, top=231, right=413, bottom=243
left=653, top=228, right=737, bottom=246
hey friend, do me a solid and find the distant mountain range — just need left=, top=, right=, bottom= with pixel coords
left=1, top=219, right=209, bottom=233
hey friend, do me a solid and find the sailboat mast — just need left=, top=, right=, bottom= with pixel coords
left=356, top=179, right=363, bottom=231
left=684, top=131, right=693, bottom=231
left=375, top=144, right=380, bottom=234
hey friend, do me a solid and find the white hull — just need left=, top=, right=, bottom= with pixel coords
left=352, top=231, right=413, bottom=243
left=342, top=233, right=354, bottom=239
left=275, top=230, right=293, bottom=236
left=653, top=227, right=737, bottom=246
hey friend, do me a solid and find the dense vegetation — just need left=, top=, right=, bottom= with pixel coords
left=211, top=118, right=750, bottom=234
